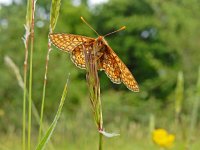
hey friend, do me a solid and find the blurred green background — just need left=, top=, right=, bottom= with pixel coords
left=0, top=0, right=200, bottom=149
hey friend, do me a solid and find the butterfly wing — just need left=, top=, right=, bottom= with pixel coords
left=99, top=49, right=122, bottom=84
left=103, top=46, right=139, bottom=92
left=70, top=41, right=94, bottom=69
left=49, top=33, right=95, bottom=52
left=49, top=33, right=95, bottom=69
left=49, top=33, right=139, bottom=91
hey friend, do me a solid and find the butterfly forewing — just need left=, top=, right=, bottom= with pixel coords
left=49, top=33, right=94, bottom=52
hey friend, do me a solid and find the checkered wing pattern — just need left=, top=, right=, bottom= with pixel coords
left=70, top=41, right=94, bottom=69
left=103, top=46, right=139, bottom=92
left=49, top=33, right=95, bottom=69
left=49, top=33, right=94, bottom=52
left=49, top=33, right=139, bottom=92
left=100, top=49, right=121, bottom=84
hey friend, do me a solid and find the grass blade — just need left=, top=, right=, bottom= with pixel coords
left=36, top=76, right=69, bottom=150
left=50, top=0, right=61, bottom=32
left=175, top=71, right=184, bottom=125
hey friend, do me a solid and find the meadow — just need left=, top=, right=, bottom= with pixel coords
left=0, top=0, right=200, bottom=150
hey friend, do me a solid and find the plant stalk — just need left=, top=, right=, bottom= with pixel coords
left=28, top=0, right=36, bottom=149
left=38, top=39, right=52, bottom=141
left=23, top=0, right=32, bottom=149
left=99, top=132, right=103, bottom=150
left=83, top=44, right=103, bottom=150
left=22, top=27, right=29, bottom=150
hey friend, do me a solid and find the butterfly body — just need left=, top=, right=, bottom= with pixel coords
left=49, top=33, right=139, bottom=92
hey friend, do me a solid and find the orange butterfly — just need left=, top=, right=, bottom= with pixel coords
left=49, top=17, right=139, bottom=92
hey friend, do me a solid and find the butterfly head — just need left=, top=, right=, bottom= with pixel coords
left=95, top=36, right=108, bottom=49
left=96, top=36, right=103, bottom=44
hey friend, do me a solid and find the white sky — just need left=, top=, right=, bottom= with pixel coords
left=0, top=0, right=11, bottom=5
left=89, top=0, right=108, bottom=5
left=0, top=0, right=108, bottom=5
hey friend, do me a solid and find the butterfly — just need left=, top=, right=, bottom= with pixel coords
left=49, top=17, right=139, bottom=92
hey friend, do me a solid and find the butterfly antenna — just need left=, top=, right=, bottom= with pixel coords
left=81, top=17, right=100, bottom=36
left=104, top=26, right=126, bottom=37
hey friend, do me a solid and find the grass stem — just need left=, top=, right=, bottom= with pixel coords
left=23, top=0, right=32, bottom=149
left=28, top=0, right=36, bottom=149
left=99, top=132, right=103, bottom=150
left=38, top=40, right=51, bottom=141
left=22, top=28, right=29, bottom=150
left=83, top=43, right=103, bottom=150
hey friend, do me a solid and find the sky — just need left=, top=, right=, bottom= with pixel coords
left=0, top=0, right=108, bottom=5
left=0, top=0, right=20, bottom=5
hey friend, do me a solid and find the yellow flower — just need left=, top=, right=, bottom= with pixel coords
left=152, top=128, right=175, bottom=148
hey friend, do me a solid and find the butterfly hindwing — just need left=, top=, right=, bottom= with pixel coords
left=70, top=41, right=94, bottom=69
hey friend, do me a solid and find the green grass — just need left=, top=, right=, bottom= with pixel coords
left=1, top=130, right=200, bottom=150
